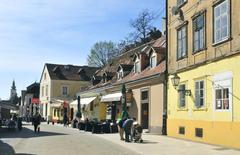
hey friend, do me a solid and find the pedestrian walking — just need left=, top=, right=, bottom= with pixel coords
left=117, top=118, right=126, bottom=141
left=33, top=112, right=41, bottom=133
left=123, top=117, right=136, bottom=142
left=63, top=114, right=68, bottom=127
left=17, top=117, right=22, bottom=131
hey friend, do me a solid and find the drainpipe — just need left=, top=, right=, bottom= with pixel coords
left=162, top=0, right=168, bottom=135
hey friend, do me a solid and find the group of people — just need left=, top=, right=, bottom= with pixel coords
left=117, top=117, right=143, bottom=143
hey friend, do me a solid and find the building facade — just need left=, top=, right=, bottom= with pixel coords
left=167, top=0, right=240, bottom=148
left=39, top=63, right=98, bottom=122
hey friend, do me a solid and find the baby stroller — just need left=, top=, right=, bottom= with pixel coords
left=132, top=123, right=143, bottom=143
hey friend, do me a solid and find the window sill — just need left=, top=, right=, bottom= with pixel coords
left=177, top=108, right=188, bottom=111
left=177, top=56, right=188, bottom=61
left=212, top=37, right=232, bottom=47
left=193, top=107, right=208, bottom=111
left=192, top=47, right=207, bottom=55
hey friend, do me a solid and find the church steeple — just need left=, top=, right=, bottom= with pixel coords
left=11, top=80, right=16, bottom=90
left=10, top=80, right=17, bottom=99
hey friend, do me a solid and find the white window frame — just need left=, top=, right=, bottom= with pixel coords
left=117, top=68, right=124, bottom=80
left=61, top=85, right=69, bottom=96
left=195, top=80, right=205, bottom=108
left=177, top=25, right=187, bottom=60
left=134, top=61, right=140, bottom=73
left=150, top=55, right=156, bottom=68
left=213, top=0, right=230, bottom=44
left=213, top=71, right=232, bottom=112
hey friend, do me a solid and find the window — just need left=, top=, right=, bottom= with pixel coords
left=214, top=0, right=230, bottom=43
left=215, top=88, right=229, bottom=110
left=193, top=14, right=205, bottom=52
left=177, top=25, right=187, bottom=60
left=195, top=80, right=204, bottom=108
left=117, top=69, right=123, bottom=80
left=179, top=126, right=185, bottom=135
left=141, top=90, right=149, bottom=103
left=177, top=0, right=186, bottom=7
left=195, top=128, right=203, bottom=138
left=213, top=71, right=232, bottom=111
left=45, top=85, right=48, bottom=96
left=62, top=86, right=68, bottom=95
left=150, top=56, right=156, bottom=68
left=178, top=84, right=186, bottom=108
left=134, top=61, right=140, bottom=73
left=42, top=86, right=44, bottom=97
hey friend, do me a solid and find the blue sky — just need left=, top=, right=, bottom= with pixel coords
left=0, top=0, right=165, bottom=100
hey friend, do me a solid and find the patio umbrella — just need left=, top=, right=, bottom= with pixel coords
left=76, top=96, right=82, bottom=118
left=121, top=84, right=129, bottom=119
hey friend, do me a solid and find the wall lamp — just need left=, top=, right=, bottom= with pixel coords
left=171, top=73, right=191, bottom=96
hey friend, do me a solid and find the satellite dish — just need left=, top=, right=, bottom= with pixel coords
left=171, top=6, right=179, bottom=15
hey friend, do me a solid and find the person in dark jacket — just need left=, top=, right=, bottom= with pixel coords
left=123, top=117, right=136, bottom=142
left=33, top=113, right=41, bottom=133
left=17, top=117, right=22, bottom=131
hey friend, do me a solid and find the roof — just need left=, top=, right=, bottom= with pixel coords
left=45, top=64, right=99, bottom=81
left=80, top=36, right=166, bottom=92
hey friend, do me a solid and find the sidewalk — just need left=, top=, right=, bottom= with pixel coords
left=44, top=123, right=240, bottom=155
left=94, top=133, right=240, bottom=155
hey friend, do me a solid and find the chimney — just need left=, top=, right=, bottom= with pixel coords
left=140, top=53, right=148, bottom=71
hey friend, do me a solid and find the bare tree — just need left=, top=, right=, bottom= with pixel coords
left=129, top=9, right=157, bottom=42
left=87, top=41, right=119, bottom=67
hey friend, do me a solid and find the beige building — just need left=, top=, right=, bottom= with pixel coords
left=39, top=63, right=98, bottom=122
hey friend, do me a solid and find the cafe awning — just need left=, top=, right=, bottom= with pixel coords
left=101, top=92, right=122, bottom=102
left=70, top=97, right=96, bottom=106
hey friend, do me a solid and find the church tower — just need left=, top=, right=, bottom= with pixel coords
left=10, top=80, right=17, bottom=99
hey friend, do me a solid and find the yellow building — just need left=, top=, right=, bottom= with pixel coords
left=39, top=63, right=98, bottom=123
left=167, top=0, right=240, bottom=148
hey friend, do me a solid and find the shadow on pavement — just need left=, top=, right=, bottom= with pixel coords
left=141, top=140, right=158, bottom=144
left=0, top=127, right=67, bottom=139
left=0, top=140, right=35, bottom=155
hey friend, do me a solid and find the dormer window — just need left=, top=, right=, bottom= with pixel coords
left=117, top=69, right=124, bottom=80
left=134, top=61, right=140, bottom=73
left=103, top=73, right=107, bottom=83
left=150, top=55, right=156, bottom=68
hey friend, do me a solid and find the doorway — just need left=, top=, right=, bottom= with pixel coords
left=141, top=89, right=149, bottom=129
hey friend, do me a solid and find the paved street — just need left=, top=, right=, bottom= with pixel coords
left=0, top=123, right=138, bottom=155
left=1, top=123, right=240, bottom=155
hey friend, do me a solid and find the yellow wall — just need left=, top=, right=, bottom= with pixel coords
left=167, top=54, right=240, bottom=148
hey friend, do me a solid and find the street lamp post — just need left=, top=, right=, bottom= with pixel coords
left=76, top=96, right=82, bottom=121
left=121, top=84, right=129, bottom=119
